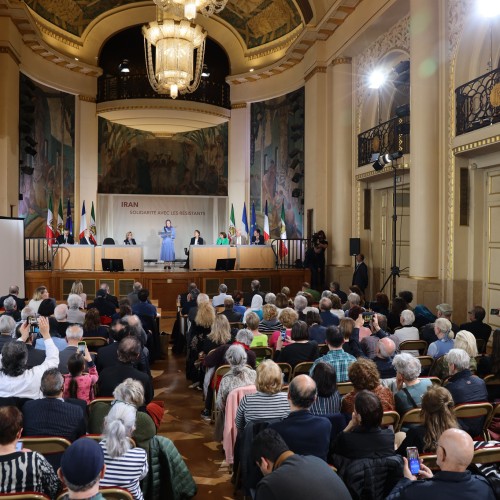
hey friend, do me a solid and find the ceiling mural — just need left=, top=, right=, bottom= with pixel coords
left=23, top=0, right=303, bottom=49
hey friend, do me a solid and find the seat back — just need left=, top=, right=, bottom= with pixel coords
left=102, top=238, right=115, bottom=245
left=21, top=436, right=71, bottom=454
left=399, top=340, right=428, bottom=355
left=381, top=411, right=400, bottom=429
left=276, top=362, right=293, bottom=382
left=417, top=355, right=434, bottom=371
left=292, top=361, right=314, bottom=379
left=471, top=445, right=500, bottom=464
left=420, top=376, right=442, bottom=386
left=214, top=364, right=231, bottom=379
left=336, top=381, right=354, bottom=396
left=454, top=402, right=494, bottom=440
left=250, top=346, right=273, bottom=360
left=476, top=338, right=486, bottom=354
left=2, top=493, right=50, bottom=499
left=420, top=453, right=438, bottom=470
left=318, top=343, right=329, bottom=355
left=84, top=336, right=108, bottom=348
left=396, top=408, right=424, bottom=432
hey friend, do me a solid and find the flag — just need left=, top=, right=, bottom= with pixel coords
left=279, top=201, right=288, bottom=258
left=46, top=195, right=55, bottom=246
left=229, top=203, right=236, bottom=241
left=90, top=201, right=97, bottom=244
left=241, top=202, right=249, bottom=237
left=250, top=201, right=256, bottom=237
left=79, top=200, right=87, bottom=240
left=65, top=198, right=73, bottom=235
left=56, top=198, right=64, bottom=237
left=263, top=200, right=270, bottom=242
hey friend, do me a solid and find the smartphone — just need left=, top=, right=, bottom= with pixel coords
left=16, top=441, right=23, bottom=451
left=362, top=311, right=374, bottom=326
left=491, top=308, right=499, bottom=316
left=280, top=328, right=287, bottom=341
left=407, top=447, right=420, bottom=475
left=28, top=316, right=39, bottom=335
left=77, top=341, right=86, bottom=354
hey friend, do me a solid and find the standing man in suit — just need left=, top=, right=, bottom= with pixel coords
left=233, top=228, right=248, bottom=246
left=56, top=229, right=74, bottom=245
left=183, top=229, right=204, bottom=268
left=79, top=229, right=96, bottom=246
left=352, top=254, right=368, bottom=293
left=251, top=228, right=265, bottom=245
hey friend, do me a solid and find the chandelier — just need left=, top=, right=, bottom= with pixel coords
left=153, top=0, right=228, bottom=20
left=143, top=6, right=207, bottom=99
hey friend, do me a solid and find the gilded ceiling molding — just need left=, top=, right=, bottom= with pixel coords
left=453, top=135, right=500, bottom=154
left=97, top=103, right=230, bottom=120
left=354, top=163, right=410, bottom=181
left=304, top=65, right=327, bottom=83
left=0, top=46, right=20, bottom=65
left=79, top=95, right=96, bottom=103
left=332, top=57, right=351, bottom=66
left=231, top=102, right=247, bottom=109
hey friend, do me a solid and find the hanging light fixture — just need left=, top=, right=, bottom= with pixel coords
left=153, top=0, right=228, bottom=20
left=143, top=6, right=207, bottom=99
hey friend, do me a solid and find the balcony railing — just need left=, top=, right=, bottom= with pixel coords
left=455, top=67, right=500, bottom=136
left=97, top=73, right=231, bottom=109
left=357, top=115, right=410, bottom=167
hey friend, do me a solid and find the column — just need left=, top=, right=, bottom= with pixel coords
left=228, top=103, right=250, bottom=230
left=409, top=0, right=440, bottom=278
left=330, top=58, right=353, bottom=267
left=304, top=66, right=328, bottom=233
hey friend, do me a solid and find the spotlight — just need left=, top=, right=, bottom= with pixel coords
left=372, top=151, right=403, bottom=171
left=292, top=172, right=303, bottom=183
left=24, top=146, right=37, bottom=157
left=478, top=0, right=500, bottom=18
left=118, top=59, right=130, bottom=73
left=368, top=69, right=387, bottom=89
left=201, top=64, right=210, bottom=78
left=292, top=188, right=303, bottom=198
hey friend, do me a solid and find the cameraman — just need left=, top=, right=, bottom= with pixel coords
left=305, top=230, right=328, bottom=291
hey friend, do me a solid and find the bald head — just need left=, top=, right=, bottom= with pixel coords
left=288, top=374, right=317, bottom=410
left=377, top=337, right=396, bottom=359
left=437, top=428, right=474, bottom=472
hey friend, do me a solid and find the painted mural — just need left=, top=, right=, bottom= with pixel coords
left=250, top=87, right=304, bottom=239
left=18, top=74, right=75, bottom=238
left=98, top=119, right=228, bottom=196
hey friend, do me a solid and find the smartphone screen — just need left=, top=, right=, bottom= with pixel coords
left=280, top=329, right=287, bottom=341
left=16, top=441, right=23, bottom=451
left=77, top=341, right=86, bottom=354
left=407, top=447, right=420, bottom=475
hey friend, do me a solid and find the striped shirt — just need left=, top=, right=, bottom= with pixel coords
left=309, top=391, right=342, bottom=415
left=235, top=391, right=290, bottom=430
left=309, top=349, right=356, bottom=382
left=99, top=440, right=148, bottom=500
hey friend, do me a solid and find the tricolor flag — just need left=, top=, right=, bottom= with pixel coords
left=241, top=202, right=249, bottom=237
left=90, top=201, right=97, bottom=244
left=79, top=200, right=87, bottom=240
left=46, top=195, right=55, bottom=246
left=263, top=200, right=270, bottom=242
left=279, top=201, right=288, bottom=258
left=250, top=201, right=256, bottom=237
left=228, top=203, right=236, bottom=240
left=56, top=198, right=64, bottom=237
left=66, top=198, right=73, bottom=235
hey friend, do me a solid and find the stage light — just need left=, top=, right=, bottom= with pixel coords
left=477, top=0, right=500, bottom=18
left=368, top=69, right=387, bottom=89
left=119, top=59, right=130, bottom=73
left=372, top=151, right=403, bottom=171
left=201, top=64, right=210, bottom=77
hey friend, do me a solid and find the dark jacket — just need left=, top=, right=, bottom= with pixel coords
left=352, top=261, right=368, bottom=291
left=87, top=297, right=116, bottom=317
left=56, top=234, right=74, bottom=244
left=459, top=320, right=492, bottom=344
left=374, top=356, right=397, bottom=378
left=26, top=343, right=46, bottom=369
left=189, top=237, right=204, bottom=245
left=95, top=342, right=150, bottom=376
left=320, top=311, right=340, bottom=327
left=220, top=309, right=243, bottom=323
left=0, top=293, right=26, bottom=311
left=333, top=426, right=395, bottom=461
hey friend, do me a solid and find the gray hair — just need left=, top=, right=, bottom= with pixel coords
left=435, top=318, right=453, bottom=338
left=41, top=368, right=64, bottom=396
left=113, top=378, right=144, bottom=407
left=133, top=282, right=142, bottom=292
left=3, top=297, right=16, bottom=311
left=219, top=284, right=227, bottom=294
left=392, top=353, right=421, bottom=381
left=103, top=402, right=136, bottom=458
left=0, top=315, right=16, bottom=335
left=21, top=306, right=35, bottom=321
left=321, top=290, right=335, bottom=301
left=197, top=293, right=209, bottom=305
left=445, top=348, right=470, bottom=371
left=67, top=294, right=82, bottom=310
left=66, top=324, right=84, bottom=340
left=54, top=304, right=68, bottom=321
left=319, top=297, right=332, bottom=311
left=294, top=295, right=308, bottom=312
left=251, top=280, right=261, bottom=291
left=264, top=292, right=276, bottom=305
left=225, top=344, right=247, bottom=367
left=348, top=293, right=360, bottom=305
left=8, top=285, right=19, bottom=295
left=400, top=309, right=415, bottom=326
left=0, top=341, right=28, bottom=376
left=235, top=328, right=254, bottom=346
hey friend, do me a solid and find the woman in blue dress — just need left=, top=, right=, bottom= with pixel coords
left=160, top=219, right=175, bottom=267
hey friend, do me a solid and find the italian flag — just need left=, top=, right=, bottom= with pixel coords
left=228, top=203, right=236, bottom=240
left=79, top=200, right=87, bottom=240
left=279, top=201, right=288, bottom=257
left=56, top=198, right=64, bottom=237
left=263, top=200, right=270, bottom=242
left=46, top=195, right=55, bottom=246
left=90, top=201, right=97, bottom=244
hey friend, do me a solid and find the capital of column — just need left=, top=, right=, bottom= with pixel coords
left=231, top=102, right=247, bottom=110
left=331, top=57, right=352, bottom=66
left=304, top=65, right=327, bottom=83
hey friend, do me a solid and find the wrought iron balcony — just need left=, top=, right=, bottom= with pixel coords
left=357, top=115, right=410, bottom=167
left=97, top=73, right=231, bottom=109
left=455, top=67, right=500, bottom=136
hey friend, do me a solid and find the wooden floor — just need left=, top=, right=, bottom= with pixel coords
left=154, top=318, right=235, bottom=499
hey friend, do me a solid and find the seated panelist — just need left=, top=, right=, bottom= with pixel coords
left=124, top=231, right=136, bottom=245
left=57, top=229, right=74, bottom=245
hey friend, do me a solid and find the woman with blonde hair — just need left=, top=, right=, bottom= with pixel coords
left=99, top=402, right=148, bottom=499
left=70, top=280, right=87, bottom=308
left=27, top=286, right=49, bottom=314
left=396, top=386, right=459, bottom=454
left=258, top=304, right=282, bottom=333
left=268, top=307, right=299, bottom=349
left=235, top=359, right=289, bottom=430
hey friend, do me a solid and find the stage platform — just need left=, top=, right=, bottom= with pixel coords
left=25, top=266, right=310, bottom=313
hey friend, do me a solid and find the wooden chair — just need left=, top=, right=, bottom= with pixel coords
left=87, top=397, right=114, bottom=410
left=420, top=453, right=438, bottom=470
left=0, top=493, right=50, bottom=499
left=318, top=343, right=329, bottom=356
left=453, top=402, right=494, bottom=440
left=277, top=362, right=293, bottom=383
left=484, top=374, right=500, bottom=402
left=21, top=436, right=71, bottom=455
left=396, top=408, right=424, bottom=432
left=417, top=356, right=434, bottom=372
left=336, top=381, right=354, bottom=396
left=57, top=488, right=134, bottom=500
left=381, top=411, right=400, bottom=430
left=471, top=445, right=500, bottom=464
left=484, top=400, right=500, bottom=435
left=212, top=364, right=232, bottom=422
left=420, top=376, right=442, bottom=386
left=250, top=346, right=273, bottom=360
left=86, top=434, right=136, bottom=447
left=399, top=340, right=428, bottom=355
left=84, top=336, right=108, bottom=349
left=291, top=361, right=314, bottom=379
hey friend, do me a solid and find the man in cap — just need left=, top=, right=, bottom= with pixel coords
left=420, top=303, right=459, bottom=345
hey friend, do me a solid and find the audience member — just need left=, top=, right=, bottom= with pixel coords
left=99, top=283, right=119, bottom=308
left=275, top=320, right=319, bottom=368
left=235, top=360, right=289, bottom=430
left=212, top=284, right=231, bottom=307
left=293, top=294, right=308, bottom=321
left=87, top=289, right=116, bottom=319
left=371, top=292, right=390, bottom=317
left=391, top=310, right=419, bottom=355
left=309, top=362, right=341, bottom=415
left=63, top=349, right=99, bottom=403
left=14, top=320, right=45, bottom=369
left=127, top=281, right=143, bottom=306
left=53, top=304, right=71, bottom=337
left=232, top=290, right=247, bottom=316
left=243, top=280, right=266, bottom=307
left=341, top=358, right=395, bottom=414
left=252, top=428, right=351, bottom=500
left=0, top=285, right=26, bottom=311
left=132, top=289, right=157, bottom=318
left=387, top=296, right=407, bottom=332
left=264, top=292, right=276, bottom=305
left=22, top=368, right=86, bottom=441
left=330, top=294, right=345, bottom=319
left=330, top=282, right=348, bottom=304
left=0, top=315, right=16, bottom=351
left=319, top=297, right=339, bottom=327
left=361, top=313, right=390, bottom=359
left=420, top=303, right=459, bottom=345
left=306, top=310, right=326, bottom=343
left=248, top=312, right=268, bottom=348
left=477, top=329, right=500, bottom=381
left=258, top=304, right=282, bottom=333
left=1, top=296, right=20, bottom=322
left=243, top=294, right=264, bottom=323
left=0, top=406, right=60, bottom=497
left=427, top=318, right=454, bottom=358
left=270, top=375, right=331, bottom=461
left=67, top=293, right=86, bottom=325
left=181, top=286, right=199, bottom=316
left=274, top=293, right=289, bottom=312
left=112, top=299, right=133, bottom=322
left=310, top=326, right=356, bottom=382
left=220, top=297, right=243, bottom=323
left=398, top=291, right=414, bottom=311
left=83, top=308, right=110, bottom=339
left=268, top=308, right=298, bottom=349
left=341, top=316, right=364, bottom=358
left=459, top=305, right=492, bottom=349
left=27, top=285, right=49, bottom=314
left=373, top=337, right=397, bottom=379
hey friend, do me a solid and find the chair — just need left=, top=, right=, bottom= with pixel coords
left=420, top=376, right=442, bottom=386
left=417, top=355, right=434, bottom=372
left=212, top=364, right=232, bottom=422
left=21, top=436, right=71, bottom=455
left=396, top=408, right=424, bottom=432
left=0, top=493, right=50, bottom=499
left=277, top=362, right=293, bottom=382
left=420, top=453, right=439, bottom=470
left=86, top=434, right=136, bottom=448
left=484, top=374, right=500, bottom=402
left=57, top=488, right=133, bottom=500
left=381, top=411, right=400, bottom=430
left=84, top=337, right=108, bottom=349
left=250, top=346, right=273, bottom=360
left=102, top=237, right=115, bottom=245
left=336, top=381, right=354, bottom=396
left=291, top=361, right=314, bottom=379
left=476, top=338, right=486, bottom=354
left=471, top=445, right=500, bottom=464
left=453, top=402, right=494, bottom=440
left=399, top=340, right=428, bottom=355
left=318, top=343, right=329, bottom=355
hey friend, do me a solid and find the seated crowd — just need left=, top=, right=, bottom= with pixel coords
left=1, top=280, right=500, bottom=499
